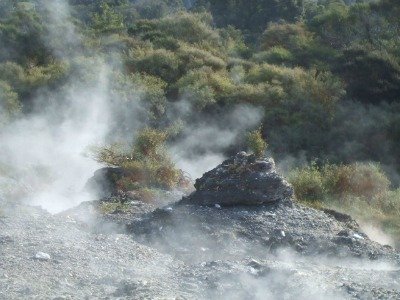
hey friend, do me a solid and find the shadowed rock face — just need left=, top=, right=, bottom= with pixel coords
left=181, top=152, right=293, bottom=206
left=84, top=167, right=127, bottom=198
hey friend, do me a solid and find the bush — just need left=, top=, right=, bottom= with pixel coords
left=253, top=47, right=294, bottom=65
left=134, top=127, right=168, bottom=159
left=289, top=161, right=399, bottom=247
left=91, top=3, right=124, bottom=33
left=130, top=12, right=219, bottom=46
left=246, top=64, right=345, bottom=113
left=260, top=22, right=314, bottom=52
left=177, top=44, right=227, bottom=72
left=323, top=163, right=390, bottom=202
left=247, top=127, right=267, bottom=158
left=94, top=128, right=182, bottom=191
left=175, top=67, right=232, bottom=108
left=289, top=162, right=390, bottom=204
left=111, top=72, right=167, bottom=120
left=0, top=61, right=69, bottom=98
left=0, top=80, right=21, bottom=126
left=134, top=48, right=180, bottom=83
left=288, top=163, right=325, bottom=202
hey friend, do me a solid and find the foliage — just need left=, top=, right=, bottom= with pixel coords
left=289, top=160, right=400, bottom=247
left=91, top=3, right=124, bottom=33
left=247, top=127, right=267, bottom=158
left=2, top=0, right=400, bottom=243
left=194, top=0, right=304, bottom=39
left=0, top=80, right=21, bottom=126
left=131, top=48, right=180, bottom=83
left=335, top=49, right=400, bottom=103
left=289, top=162, right=390, bottom=204
left=94, top=128, right=181, bottom=190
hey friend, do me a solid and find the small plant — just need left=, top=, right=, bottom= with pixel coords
left=94, top=127, right=183, bottom=192
left=288, top=162, right=325, bottom=202
left=247, top=127, right=267, bottom=158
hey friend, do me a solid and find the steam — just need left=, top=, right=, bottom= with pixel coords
left=359, top=222, right=395, bottom=248
left=169, top=103, right=264, bottom=179
left=0, top=0, right=262, bottom=213
left=0, top=1, right=113, bottom=213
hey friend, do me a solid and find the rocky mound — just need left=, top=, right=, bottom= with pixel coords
left=84, top=167, right=127, bottom=198
left=1, top=152, right=400, bottom=299
left=129, top=153, right=399, bottom=264
left=181, top=151, right=293, bottom=206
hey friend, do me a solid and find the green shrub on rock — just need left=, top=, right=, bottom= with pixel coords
left=247, top=127, right=267, bottom=158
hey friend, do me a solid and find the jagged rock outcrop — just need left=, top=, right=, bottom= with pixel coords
left=130, top=153, right=399, bottom=264
left=181, top=152, right=293, bottom=206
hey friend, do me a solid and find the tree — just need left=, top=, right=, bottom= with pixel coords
left=92, top=3, right=124, bottom=33
left=0, top=80, right=21, bottom=126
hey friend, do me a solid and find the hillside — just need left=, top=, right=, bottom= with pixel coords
left=0, top=0, right=400, bottom=298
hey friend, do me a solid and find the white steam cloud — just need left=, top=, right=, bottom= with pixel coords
left=169, top=103, right=264, bottom=179
left=0, top=1, right=113, bottom=213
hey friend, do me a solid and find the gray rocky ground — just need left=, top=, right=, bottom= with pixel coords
left=1, top=153, right=400, bottom=299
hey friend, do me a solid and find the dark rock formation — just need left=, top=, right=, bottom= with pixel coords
left=129, top=153, right=399, bottom=264
left=181, top=152, right=293, bottom=206
left=84, top=167, right=127, bottom=198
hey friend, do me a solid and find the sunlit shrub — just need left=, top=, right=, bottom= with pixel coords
left=130, top=12, right=219, bottom=46
left=177, top=44, right=227, bottom=72
left=0, top=61, right=69, bottom=95
left=289, top=162, right=390, bottom=204
left=260, top=22, right=314, bottom=52
left=323, top=163, right=390, bottom=202
left=288, top=163, right=325, bottom=202
left=134, top=128, right=168, bottom=159
left=94, top=128, right=182, bottom=191
left=111, top=72, right=167, bottom=120
left=253, top=47, right=294, bottom=64
left=247, top=127, right=267, bottom=158
left=91, top=3, right=124, bottom=33
left=246, top=64, right=345, bottom=113
left=134, top=49, right=180, bottom=82
left=175, top=67, right=229, bottom=108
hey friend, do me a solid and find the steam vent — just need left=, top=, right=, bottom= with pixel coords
left=181, top=151, right=293, bottom=206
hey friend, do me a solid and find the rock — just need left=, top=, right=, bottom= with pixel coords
left=129, top=153, right=398, bottom=263
left=84, top=167, right=127, bottom=198
left=180, top=152, right=293, bottom=206
left=34, top=252, right=51, bottom=261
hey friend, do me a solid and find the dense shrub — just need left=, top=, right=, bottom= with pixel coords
left=110, top=72, right=167, bottom=121
left=133, top=48, right=180, bottom=83
left=246, top=64, right=345, bottom=112
left=0, top=80, right=21, bottom=126
left=129, top=12, right=219, bottom=46
left=91, top=3, right=124, bottom=33
left=260, top=23, right=314, bottom=53
left=288, top=163, right=325, bottom=202
left=289, top=162, right=390, bottom=205
left=94, top=128, right=182, bottom=190
left=253, top=47, right=294, bottom=65
left=0, top=61, right=69, bottom=100
left=335, top=49, right=400, bottom=104
left=289, top=161, right=400, bottom=246
left=247, top=127, right=267, bottom=158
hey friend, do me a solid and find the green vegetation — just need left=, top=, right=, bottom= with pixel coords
left=247, top=127, right=267, bottom=158
left=0, top=1, right=399, bottom=243
left=94, top=128, right=185, bottom=192
left=289, top=162, right=400, bottom=247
